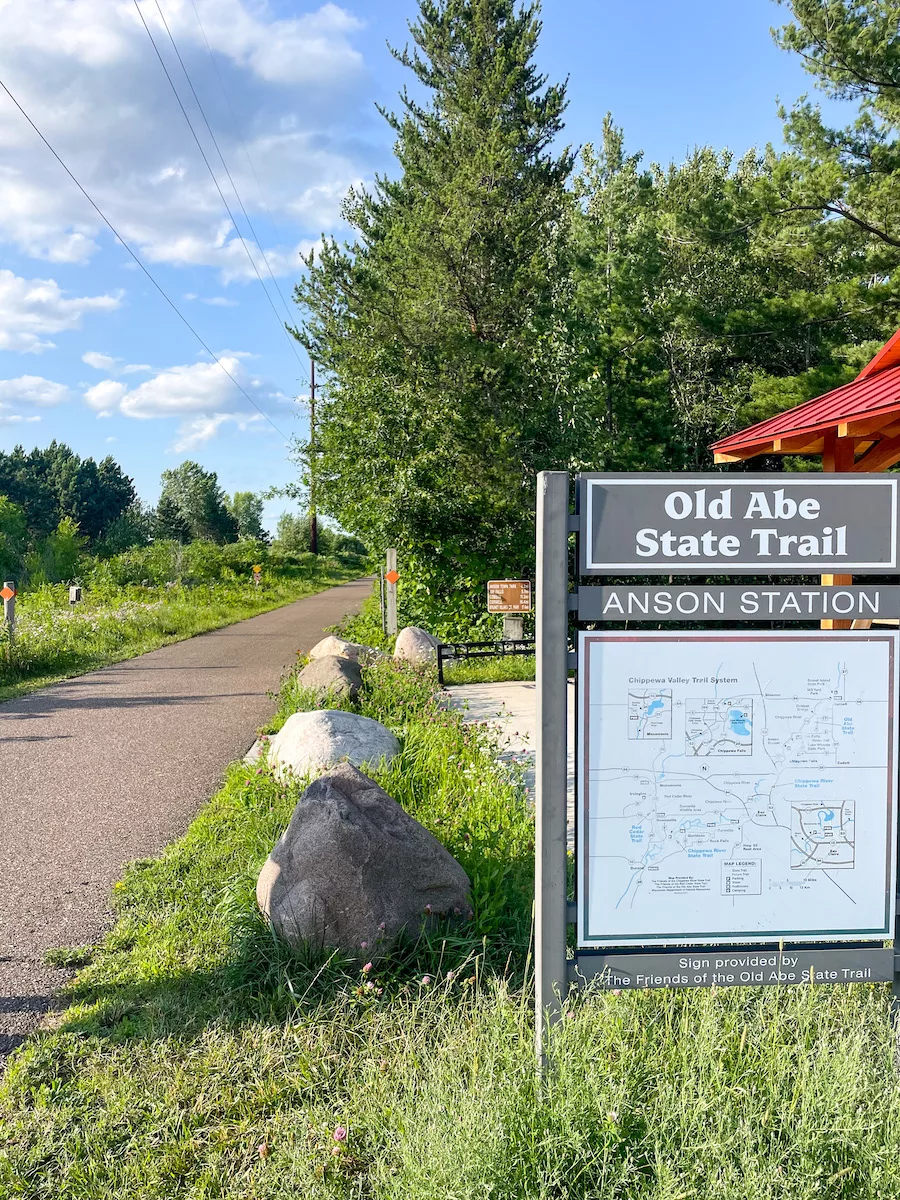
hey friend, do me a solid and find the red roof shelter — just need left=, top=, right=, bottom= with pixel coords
left=709, top=329, right=900, bottom=628
left=711, top=329, right=900, bottom=474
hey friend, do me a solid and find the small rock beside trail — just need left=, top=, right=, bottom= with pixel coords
left=257, top=763, right=471, bottom=955
left=308, top=634, right=383, bottom=665
left=394, top=625, right=440, bottom=665
left=268, top=709, right=400, bottom=778
left=296, top=654, right=362, bottom=701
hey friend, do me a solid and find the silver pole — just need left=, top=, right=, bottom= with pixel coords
left=535, top=471, right=569, bottom=1067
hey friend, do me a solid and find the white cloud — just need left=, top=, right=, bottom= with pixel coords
left=201, top=296, right=238, bottom=307
left=82, top=357, right=287, bottom=440
left=0, top=1, right=372, bottom=278
left=82, top=351, right=153, bottom=376
left=0, top=270, right=120, bottom=353
left=171, top=411, right=268, bottom=453
left=82, top=350, right=118, bottom=371
left=0, top=413, right=42, bottom=426
left=0, top=375, right=70, bottom=406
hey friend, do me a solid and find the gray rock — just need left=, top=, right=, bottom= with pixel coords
left=268, top=709, right=400, bottom=778
left=394, top=625, right=440, bottom=666
left=296, top=654, right=362, bottom=701
left=257, top=763, right=471, bottom=954
left=308, top=634, right=384, bottom=665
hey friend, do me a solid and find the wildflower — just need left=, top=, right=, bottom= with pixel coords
left=256, top=768, right=264, bottom=775
left=365, top=981, right=375, bottom=991
left=333, top=1126, right=347, bottom=1143
left=565, top=1010, right=575, bottom=1019
left=331, top=1145, right=343, bottom=1157
left=258, top=1142, right=271, bottom=1159
left=453, top=906, right=461, bottom=916
left=362, top=962, right=373, bottom=974
left=607, top=1111, right=619, bottom=1124
left=424, top=903, right=433, bottom=916
left=611, top=988, right=622, bottom=997
left=378, top=921, right=386, bottom=931
left=360, top=941, right=368, bottom=950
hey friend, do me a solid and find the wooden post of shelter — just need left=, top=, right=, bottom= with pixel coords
left=711, top=329, right=900, bottom=630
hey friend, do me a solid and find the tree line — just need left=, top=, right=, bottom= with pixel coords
left=0, top=445, right=352, bottom=585
left=292, top=0, right=900, bottom=627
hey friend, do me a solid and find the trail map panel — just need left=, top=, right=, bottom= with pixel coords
left=576, top=631, right=898, bottom=947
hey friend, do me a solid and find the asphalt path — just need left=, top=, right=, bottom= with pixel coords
left=0, top=576, right=372, bottom=1063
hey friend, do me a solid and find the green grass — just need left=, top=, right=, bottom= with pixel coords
left=0, top=559, right=364, bottom=702
left=441, top=653, right=535, bottom=685
left=4, top=660, right=900, bottom=1197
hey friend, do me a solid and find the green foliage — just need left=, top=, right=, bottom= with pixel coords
left=0, top=549, right=363, bottom=697
left=227, top=491, right=267, bottom=542
left=23, top=516, right=87, bottom=586
left=157, top=461, right=238, bottom=545
left=4, top=653, right=900, bottom=1197
left=0, top=442, right=136, bottom=544
left=295, top=0, right=572, bottom=612
left=0, top=496, right=27, bottom=582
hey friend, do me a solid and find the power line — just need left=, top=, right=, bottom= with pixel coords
left=187, top=0, right=291, bottom=277
left=0, top=74, right=291, bottom=443
left=134, top=0, right=306, bottom=372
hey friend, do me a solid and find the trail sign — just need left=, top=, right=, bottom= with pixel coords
left=0, top=584, right=15, bottom=601
left=534, top=469, right=900, bottom=1069
left=579, top=473, right=900, bottom=574
left=385, top=569, right=400, bottom=585
left=487, top=579, right=532, bottom=613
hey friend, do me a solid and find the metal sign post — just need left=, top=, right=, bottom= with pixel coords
left=534, top=470, right=900, bottom=1067
left=534, top=473, right=569, bottom=1064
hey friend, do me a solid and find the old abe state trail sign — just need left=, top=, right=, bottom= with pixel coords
left=534, top=471, right=900, bottom=1060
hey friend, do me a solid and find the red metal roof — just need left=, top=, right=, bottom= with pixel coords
left=711, top=361, right=900, bottom=455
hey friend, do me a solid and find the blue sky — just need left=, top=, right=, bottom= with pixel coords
left=0, top=0, right=826, bottom=534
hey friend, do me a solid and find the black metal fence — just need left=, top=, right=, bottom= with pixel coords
left=436, top=638, right=536, bottom=685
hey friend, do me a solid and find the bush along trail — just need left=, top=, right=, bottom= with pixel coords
left=0, top=540, right=366, bottom=701
left=4, top=653, right=900, bottom=1197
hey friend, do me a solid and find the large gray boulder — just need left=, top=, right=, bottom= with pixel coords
left=268, top=709, right=400, bottom=779
left=394, top=625, right=440, bottom=666
left=308, top=634, right=383, bottom=665
left=257, top=763, right=471, bottom=954
left=295, top=654, right=362, bottom=702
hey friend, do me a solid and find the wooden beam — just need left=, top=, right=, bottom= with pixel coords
left=849, top=433, right=900, bottom=473
left=712, top=448, right=765, bottom=464
left=839, top=414, right=900, bottom=439
left=822, top=429, right=855, bottom=472
left=772, top=434, right=825, bottom=454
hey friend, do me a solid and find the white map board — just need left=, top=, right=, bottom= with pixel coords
left=576, top=631, right=899, bottom=947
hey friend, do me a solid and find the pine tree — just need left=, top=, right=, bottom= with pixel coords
left=294, top=0, right=572, bottom=618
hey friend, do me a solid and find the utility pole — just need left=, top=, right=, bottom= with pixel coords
left=309, top=358, right=318, bottom=556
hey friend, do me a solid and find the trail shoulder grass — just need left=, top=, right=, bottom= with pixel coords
left=3, top=658, right=900, bottom=1198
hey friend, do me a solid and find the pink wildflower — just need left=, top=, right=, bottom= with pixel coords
left=421, top=975, right=432, bottom=986
left=362, top=962, right=373, bottom=974
left=333, top=1126, right=347, bottom=1143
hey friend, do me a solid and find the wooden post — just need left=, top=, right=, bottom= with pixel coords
left=821, top=430, right=855, bottom=630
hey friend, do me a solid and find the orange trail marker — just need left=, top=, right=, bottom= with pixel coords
left=385, top=570, right=399, bottom=585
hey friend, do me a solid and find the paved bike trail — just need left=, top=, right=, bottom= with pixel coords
left=0, top=577, right=372, bottom=1062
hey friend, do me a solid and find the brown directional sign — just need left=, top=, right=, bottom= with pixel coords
left=487, top=579, right=532, bottom=613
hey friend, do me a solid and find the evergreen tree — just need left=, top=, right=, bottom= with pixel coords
left=294, top=0, right=572, bottom=610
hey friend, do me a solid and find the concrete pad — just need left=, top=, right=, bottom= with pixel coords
left=445, top=679, right=575, bottom=846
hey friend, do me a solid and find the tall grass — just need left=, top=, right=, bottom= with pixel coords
left=0, top=554, right=363, bottom=699
left=2, top=659, right=900, bottom=1197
